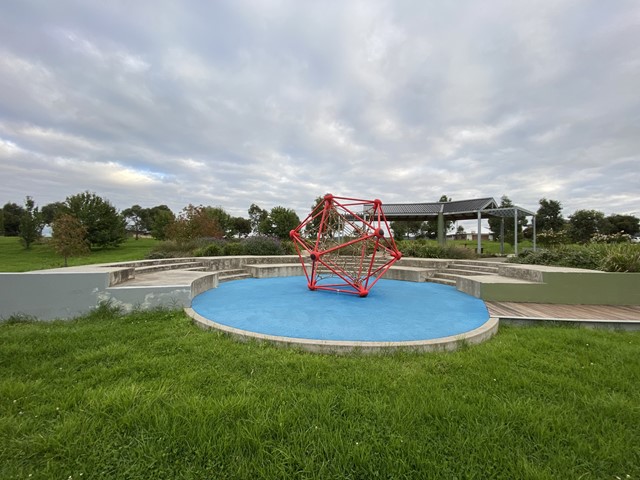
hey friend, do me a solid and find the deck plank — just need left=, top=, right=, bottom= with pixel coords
left=485, top=302, right=640, bottom=321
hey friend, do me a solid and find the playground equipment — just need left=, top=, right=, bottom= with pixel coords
left=289, top=194, right=402, bottom=297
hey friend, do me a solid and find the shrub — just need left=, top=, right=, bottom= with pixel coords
left=146, top=240, right=195, bottom=259
left=243, top=236, right=284, bottom=255
left=396, top=241, right=477, bottom=259
left=509, top=244, right=640, bottom=272
left=194, top=243, right=224, bottom=257
left=508, top=248, right=562, bottom=266
left=590, top=232, right=632, bottom=244
left=598, top=244, right=640, bottom=272
left=280, top=240, right=297, bottom=255
left=223, top=242, right=245, bottom=256
left=444, top=246, right=477, bottom=259
left=396, top=240, right=420, bottom=257
left=537, top=229, right=569, bottom=247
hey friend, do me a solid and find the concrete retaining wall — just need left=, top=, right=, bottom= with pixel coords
left=458, top=265, right=640, bottom=305
left=0, top=271, right=111, bottom=320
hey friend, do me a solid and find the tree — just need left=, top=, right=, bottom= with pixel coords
left=51, top=214, right=90, bottom=267
left=424, top=195, right=454, bottom=239
left=488, top=195, right=527, bottom=244
left=19, top=196, right=43, bottom=249
left=390, top=221, right=408, bottom=240
left=567, top=209, right=606, bottom=243
left=248, top=203, right=268, bottom=234
left=122, top=204, right=151, bottom=240
left=2, top=202, right=25, bottom=236
left=229, top=216, right=252, bottom=238
left=259, top=206, right=301, bottom=239
left=0, top=209, right=4, bottom=236
left=536, top=198, right=565, bottom=232
left=64, top=191, right=127, bottom=247
left=167, top=204, right=224, bottom=243
left=149, top=206, right=175, bottom=240
left=203, top=207, right=232, bottom=238
left=390, top=220, right=429, bottom=239
left=603, top=214, right=639, bottom=236
left=41, top=202, right=66, bottom=225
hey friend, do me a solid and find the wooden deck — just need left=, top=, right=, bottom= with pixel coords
left=485, top=302, right=640, bottom=321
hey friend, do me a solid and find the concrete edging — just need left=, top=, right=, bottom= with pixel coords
left=185, top=307, right=499, bottom=354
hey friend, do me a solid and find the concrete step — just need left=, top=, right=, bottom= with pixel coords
left=433, top=272, right=472, bottom=281
left=219, top=272, right=251, bottom=283
left=449, top=260, right=505, bottom=268
left=443, top=268, right=494, bottom=277
left=135, top=261, right=206, bottom=274
left=217, top=268, right=248, bottom=276
left=428, top=277, right=456, bottom=286
left=447, top=263, right=499, bottom=274
left=107, top=258, right=200, bottom=268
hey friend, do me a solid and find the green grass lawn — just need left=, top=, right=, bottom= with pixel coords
left=0, top=236, right=160, bottom=272
left=1, top=307, right=638, bottom=479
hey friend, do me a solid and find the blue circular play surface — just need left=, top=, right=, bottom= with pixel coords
left=191, top=277, right=489, bottom=342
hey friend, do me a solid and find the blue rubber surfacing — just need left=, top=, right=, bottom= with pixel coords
left=191, top=277, right=490, bottom=342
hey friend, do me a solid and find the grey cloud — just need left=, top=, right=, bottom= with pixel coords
left=1, top=0, right=639, bottom=221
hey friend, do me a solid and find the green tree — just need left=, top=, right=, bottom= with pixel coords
left=536, top=198, right=565, bottom=232
left=229, top=216, right=252, bottom=238
left=122, top=204, right=150, bottom=240
left=488, top=195, right=527, bottom=244
left=423, top=195, right=454, bottom=239
left=149, top=206, right=175, bottom=241
left=19, top=196, right=43, bottom=249
left=204, top=207, right=232, bottom=238
left=41, top=202, right=66, bottom=225
left=567, top=209, right=606, bottom=243
left=603, top=214, right=639, bottom=236
left=248, top=204, right=268, bottom=235
left=2, top=202, right=24, bottom=236
left=303, top=195, right=338, bottom=239
left=390, top=221, right=408, bottom=240
left=64, top=191, right=126, bottom=247
left=259, top=206, right=301, bottom=239
left=51, top=214, right=90, bottom=266
left=0, top=209, right=4, bottom=236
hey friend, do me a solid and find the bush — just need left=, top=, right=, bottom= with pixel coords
left=510, top=248, right=563, bottom=265
left=590, top=232, right=633, bottom=244
left=509, top=244, right=640, bottom=272
left=280, top=240, right=297, bottom=255
left=444, top=246, right=477, bottom=259
left=146, top=240, right=198, bottom=259
left=509, top=246, right=598, bottom=269
left=223, top=242, right=245, bottom=256
left=396, top=240, right=477, bottom=259
left=243, top=236, right=284, bottom=255
left=537, top=229, right=569, bottom=247
left=598, top=244, right=640, bottom=272
left=194, top=243, right=224, bottom=257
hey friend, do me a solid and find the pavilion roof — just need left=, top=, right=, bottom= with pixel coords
left=377, top=197, right=534, bottom=221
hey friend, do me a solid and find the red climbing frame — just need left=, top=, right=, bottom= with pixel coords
left=289, top=194, right=402, bottom=297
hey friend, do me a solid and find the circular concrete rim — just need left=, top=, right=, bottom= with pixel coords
left=185, top=303, right=499, bottom=354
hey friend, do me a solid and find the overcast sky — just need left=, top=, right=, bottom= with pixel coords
left=1, top=0, right=639, bottom=222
